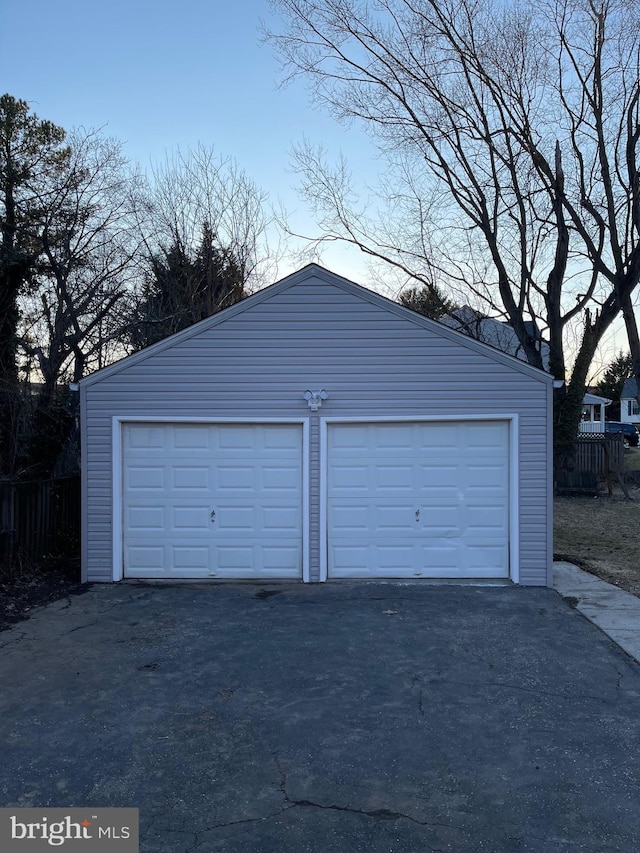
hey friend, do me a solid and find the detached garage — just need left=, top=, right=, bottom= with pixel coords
left=78, top=264, right=552, bottom=585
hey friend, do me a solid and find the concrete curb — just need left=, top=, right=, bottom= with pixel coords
left=554, top=560, right=640, bottom=664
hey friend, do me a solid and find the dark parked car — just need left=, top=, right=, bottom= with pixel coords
left=604, top=421, right=640, bottom=447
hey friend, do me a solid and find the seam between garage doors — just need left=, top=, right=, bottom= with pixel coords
left=318, top=415, right=520, bottom=584
left=111, top=416, right=310, bottom=583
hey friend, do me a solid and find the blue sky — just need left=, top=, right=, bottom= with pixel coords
left=0, top=0, right=378, bottom=282
left=0, top=0, right=632, bottom=366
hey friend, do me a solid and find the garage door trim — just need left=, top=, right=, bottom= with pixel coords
left=319, top=415, right=520, bottom=583
left=112, top=417, right=310, bottom=582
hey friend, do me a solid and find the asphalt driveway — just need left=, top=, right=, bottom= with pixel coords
left=1, top=581, right=639, bottom=852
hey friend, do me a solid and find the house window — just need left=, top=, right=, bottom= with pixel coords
left=628, top=400, right=640, bottom=416
left=582, top=405, right=600, bottom=422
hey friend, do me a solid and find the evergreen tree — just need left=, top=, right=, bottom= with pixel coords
left=594, top=352, right=634, bottom=421
left=130, top=223, right=246, bottom=350
left=400, top=284, right=455, bottom=321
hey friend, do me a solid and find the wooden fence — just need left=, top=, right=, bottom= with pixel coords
left=556, top=433, right=626, bottom=496
left=573, top=433, right=624, bottom=474
left=0, top=476, right=81, bottom=565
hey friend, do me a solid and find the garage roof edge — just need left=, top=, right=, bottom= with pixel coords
left=77, top=265, right=321, bottom=387
left=321, top=267, right=552, bottom=384
left=79, top=263, right=552, bottom=387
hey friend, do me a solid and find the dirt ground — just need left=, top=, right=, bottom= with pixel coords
left=554, top=485, right=640, bottom=598
left=0, top=560, right=87, bottom=633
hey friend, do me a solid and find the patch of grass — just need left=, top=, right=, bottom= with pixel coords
left=554, top=494, right=640, bottom=596
left=624, top=448, right=640, bottom=471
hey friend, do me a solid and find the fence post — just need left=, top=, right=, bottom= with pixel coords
left=0, top=481, right=15, bottom=563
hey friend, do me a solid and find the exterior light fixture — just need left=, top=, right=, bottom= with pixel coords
left=304, top=390, right=328, bottom=411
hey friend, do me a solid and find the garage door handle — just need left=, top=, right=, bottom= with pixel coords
left=415, top=509, right=420, bottom=521
left=210, top=510, right=216, bottom=523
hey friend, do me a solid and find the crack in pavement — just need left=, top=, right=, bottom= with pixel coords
left=290, top=798, right=451, bottom=833
left=186, top=805, right=295, bottom=851
left=410, top=674, right=427, bottom=718
left=274, top=751, right=288, bottom=799
left=0, top=629, right=29, bottom=649
left=152, top=816, right=625, bottom=853
left=1, top=590, right=160, bottom=645
left=426, top=678, right=610, bottom=704
left=187, top=800, right=448, bottom=853
left=268, top=751, right=451, bottom=842
left=64, top=591, right=159, bottom=634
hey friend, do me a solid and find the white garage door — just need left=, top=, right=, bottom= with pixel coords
left=327, top=421, right=510, bottom=579
left=123, top=423, right=303, bottom=579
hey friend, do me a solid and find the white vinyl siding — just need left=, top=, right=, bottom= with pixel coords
left=80, top=267, right=551, bottom=585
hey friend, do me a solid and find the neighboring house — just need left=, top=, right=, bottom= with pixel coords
left=439, top=306, right=550, bottom=369
left=439, top=308, right=606, bottom=437
left=76, top=264, right=553, bottom=587
left=621, top=378, right=640, bottom=425
left=579, top=393, right=612, bottom=433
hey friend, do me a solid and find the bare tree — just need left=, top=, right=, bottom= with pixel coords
left=17, top=129, right=143, bottom=475
left=141, top=144, right=279, bottom=295
left=19, top=130, right=142, bottom=390
left=266, top=0, right=640, bottom=451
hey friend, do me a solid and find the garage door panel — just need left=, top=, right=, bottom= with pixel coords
left=329, top=504, right=369, bottom=531
left=376, top=544, right=417, bottom=570
left=172, top=545, right=210, bottom=570
left=261, top=545, right=302, bottom=574
left=123, top=423, right=303, bottom=579
left=466, top=503, right=509, bottom=530
left=329, top=425, right=370, bottom=451
left=214, top=505, right=256, bottom=531
left=329, top=466, right=369, bottom=491
left=213, top=544, right=300, bottom=577
left=464, top=543, right=509, bottom=572
left=126, top=426, right=165, bottom=450
left=330, top=544, right=371, bottom=573
left=263, top=425, right=302, bottom=450
left=328, top=421, right=510, bottom=579
left=171, top=466, right=210, bottom=490
left=330, top=500, right=419, bottom=533
left=416, top=464, right=458, bottom=489
left=416, top=426, right=459, bottom=450
left=127, top=545, right=166, bottom=572
left=172, top=505, right=211, bottom=530
left=215, top=426, right=256, bottom=450
left=126, top=466, right=165, bottom=490
left=126, top=506, right=165, bottom=531
left=262, top=505, right=300, bottom=532
left=375, top=504, right=417, bottom=531
left=172, top=426, right=212, bottom=449
left=262, top=465, right=302, bottom=492
left=215, top=466, right=257, bottom=494
left=373, top=424, right=414, bottom=449
left=375, top=465, right=414, bottom=491
left=466, top=464, right=508, bottom=489
left=464, top=422, right=508, bottom=449
left=417, top=544, right=460, bottom=570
